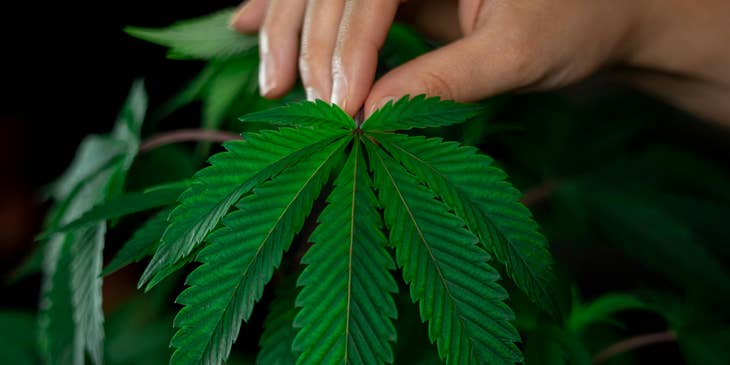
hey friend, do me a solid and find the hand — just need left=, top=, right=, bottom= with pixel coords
left=231, top=0, right=730, bottom=125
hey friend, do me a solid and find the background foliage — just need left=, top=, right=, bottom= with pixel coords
left=2, top=4, right=730, bottom=365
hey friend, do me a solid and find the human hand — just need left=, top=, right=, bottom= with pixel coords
left=231, top=0, right=730, bottom=125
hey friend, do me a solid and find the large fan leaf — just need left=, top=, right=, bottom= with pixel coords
left=169, top=136, right=348, bottom=365
left=361, top=95, right=482, bottom=131
left=293, top=139, right=397, bottom=365
left=366, top=140, right=521, bottom=365
left=240, top=100, right=354, bottom=129
left=140, top=127, right=346, bottom=289
left=376, top=133, right=557, bottom=315
left=125, top=9, right=256, bottom=60
left=257, top=278, right=299, bottom=365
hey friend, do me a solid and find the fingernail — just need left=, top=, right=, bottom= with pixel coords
left=330, top=55, right=348, bottom=111
left=258, top=31, right=276, bottom=97
left=366, top=96, right=396, bottom=118
left=305, top=87, right=321, bottom=102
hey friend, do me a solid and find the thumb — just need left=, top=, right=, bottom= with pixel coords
left=365, top=30, right=540, bottom=117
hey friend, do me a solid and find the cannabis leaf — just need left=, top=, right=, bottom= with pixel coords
left=102, top=207, right=173, bottom=276
left=169, top=136, right=347, bottom=365
left=376, top=134, right=557, bottom=315
left=139, top=126, right=346, bottom=289
left=362, top=95, right=483, bottom=131
left=367, top=141, right=522, bottom=364
left=294, top=138, right=398, bottom=365
left=125, top=8, right=256, bottom=60
left=39, top=81, right=146, bottom=365
left=122, top=95, right=552, bottom=365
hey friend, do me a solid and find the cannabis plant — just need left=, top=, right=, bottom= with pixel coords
left=6, top=6, right=729, bottom=365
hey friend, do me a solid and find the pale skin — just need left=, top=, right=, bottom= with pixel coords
left=230, top=0, right=730, bottom=126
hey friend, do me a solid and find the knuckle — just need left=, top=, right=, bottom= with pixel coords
left=419, top=71, right=455, bottom=100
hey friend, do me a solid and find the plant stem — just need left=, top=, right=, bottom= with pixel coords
left=593, top=330, right=676, bottom=364
left=139, top=129, right=241, bottom=153
left=520, top=179, right=558, bottom=207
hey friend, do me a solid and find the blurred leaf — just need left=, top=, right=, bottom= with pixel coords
left=0, top=310, right=39, bottom=364
left=125, top=9, right=257, bottom=60
left=677, top=327, right=730, bottom=365
left=102, top=207, right=173, bottom=276
left=39, top=82, right=146, bottom=365
left=105, top=299, right=173, bottom=365
left=202, top=54, right=259, bottom=130
left=41, top=180, right=188, bottom=237
left=524, top=325, right=591, bottom=365
left=587, top=188, right=730, bottom=300
left=380, top=23, right=431, bottom=69
left=568, top=292, right=647, bottom=333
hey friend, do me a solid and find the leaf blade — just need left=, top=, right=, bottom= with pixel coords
left=293, top=138, right=397, bottom=365
left=169, top=137, right=348, bottom=365
left=139, top=128, right=346, bottom=289
left=377, top=133, right=557, bottom=316
left=362, top=95, right=483, bottom=131
left=125, top=9, right=257, bottom=60
left=366, top=139, right=522, bottom=365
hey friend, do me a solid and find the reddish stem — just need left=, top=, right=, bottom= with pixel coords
left=520, top=179, right=558, bottom=207
left=593, top=331, right=677, bottom=364
left=139, top=129, right=241, bottom=153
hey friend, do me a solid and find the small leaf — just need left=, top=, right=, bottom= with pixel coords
left=367, top=140, right=522, bottom=365
left=568, top=293, right=647, bottom=333
left=293, top=138, right=397, bottom=365
left=125, top=9, right=257, bottom=60
left=240, top=100, right=354, bottom=129
left=362, top=95, right=482, bottom=131
left=103, top=208, right=173, bottom=276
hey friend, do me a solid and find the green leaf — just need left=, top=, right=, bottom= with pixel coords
left=257, top=279, right=299, bottom=365
left=524, top=325, right=591, bottom=365
left=677, top=327, right=730, bottom=365
left=202, top=54, right=259, bottom=130
left=169, top=137, right=348, bottom=365
left=139, top=127, right=347, bottom=289
left=380, top=23, right=431, bottom=69
left=69, top=223, right=106, bottom=365
left=568, top=293, right=647, bottom=333
left=125, top=9, right=257, bottom=60
left=362, top=95, right=482, bottom=131
left=293, top=139, right=397, bottom=365
left=376, top=133, right=557, bottom=316
left=42, top=180, right=187, bottom=237
left=39, top=82, right=146, bottom=365
left=103, top=208, right=173, bottom=276
left=241, top=100, right=354, bottom=129
left=39, top=236, right=76, bottom=365
left=366, top=140, right=522, bottom=365
left=0, top=310, right=38, bottom=364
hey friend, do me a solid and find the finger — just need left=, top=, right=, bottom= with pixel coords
left=230, top=0, right=270, bottom=33
left=331, top=0, right=400, bottom=115
left=365, top=29, right=543, bottom=117
left=258, top=0, right=308, bottom=98
left=300, top=0, right=346, bottom=101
